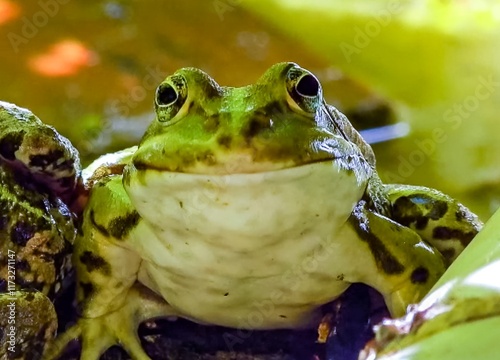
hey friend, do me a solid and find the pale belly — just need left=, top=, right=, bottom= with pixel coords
left=126, top=161, right=370, bottom=329
left=137, top=228, right=353, bottom=329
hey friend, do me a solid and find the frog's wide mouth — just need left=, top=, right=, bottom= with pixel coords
left=125, top=152, right=373, bottom=195
left=132, top=152, right=326, bottom=173
left=129, top=133, right=370, bottom=176
left=130, top=153, right=370, bottom=179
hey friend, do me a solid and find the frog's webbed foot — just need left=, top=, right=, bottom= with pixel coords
left=43, top=283, right=177, bottom=360
left=384, top=184, right=483, bottom=265
left=47, top=305, right=148, bottom=360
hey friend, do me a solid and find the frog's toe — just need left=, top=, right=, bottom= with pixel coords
left=117, top=335, right=151, bottom=360
left=43, top=324, right=81, bottom=360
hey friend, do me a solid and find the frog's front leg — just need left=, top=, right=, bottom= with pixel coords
left=47, top=283, right=174, bottom=360
left=44, top=178, right=177, bottom=360
left=384, top=184, right=483, bottom=265
left=345, top=200, right=446, bottom=317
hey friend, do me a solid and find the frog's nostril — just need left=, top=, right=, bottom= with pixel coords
left=296, top=74, right=319, bottom=97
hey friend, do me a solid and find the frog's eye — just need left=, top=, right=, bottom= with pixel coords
left=155, top=75, right=187, bottom=123
left=286, top=67, right=322, bottom=114
left=296, top=74, right=320, bottom=97
left=156, top=84, right=178, bottom=106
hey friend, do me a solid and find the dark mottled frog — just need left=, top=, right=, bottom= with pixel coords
left=0, top=101, right=78, bottom=358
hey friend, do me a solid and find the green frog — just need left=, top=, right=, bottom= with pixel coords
left=0, top=101, right=79, bottom=358
left=45, top=63, right=482, bottom=360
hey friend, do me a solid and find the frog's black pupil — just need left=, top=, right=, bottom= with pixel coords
left=296, top=74, right=319, bottom=97
left=157, top=84, right=178, bottom=105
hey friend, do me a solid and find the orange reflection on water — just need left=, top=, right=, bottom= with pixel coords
left=0, top=0, right=20, bottom=24
left=29, top=39, right=96, bottom=77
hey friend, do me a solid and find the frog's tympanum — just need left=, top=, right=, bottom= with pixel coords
left=0, top=101, right=79, bottom=358
left=44, top=63, right=482, bottom=359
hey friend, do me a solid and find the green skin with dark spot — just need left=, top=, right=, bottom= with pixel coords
left=0, top=102, right=78, bottom=358
left=0, top=101, right=81, bottom=205
left=42, top=63, right=483, bottom=360
left=0, top=167, right=74, bottom=297
left=79, top=251, right=111, bottom=275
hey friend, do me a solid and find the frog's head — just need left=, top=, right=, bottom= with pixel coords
left=124, top=63, right=374, bottom=241
left=130, top=62, right=373, bottom=175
